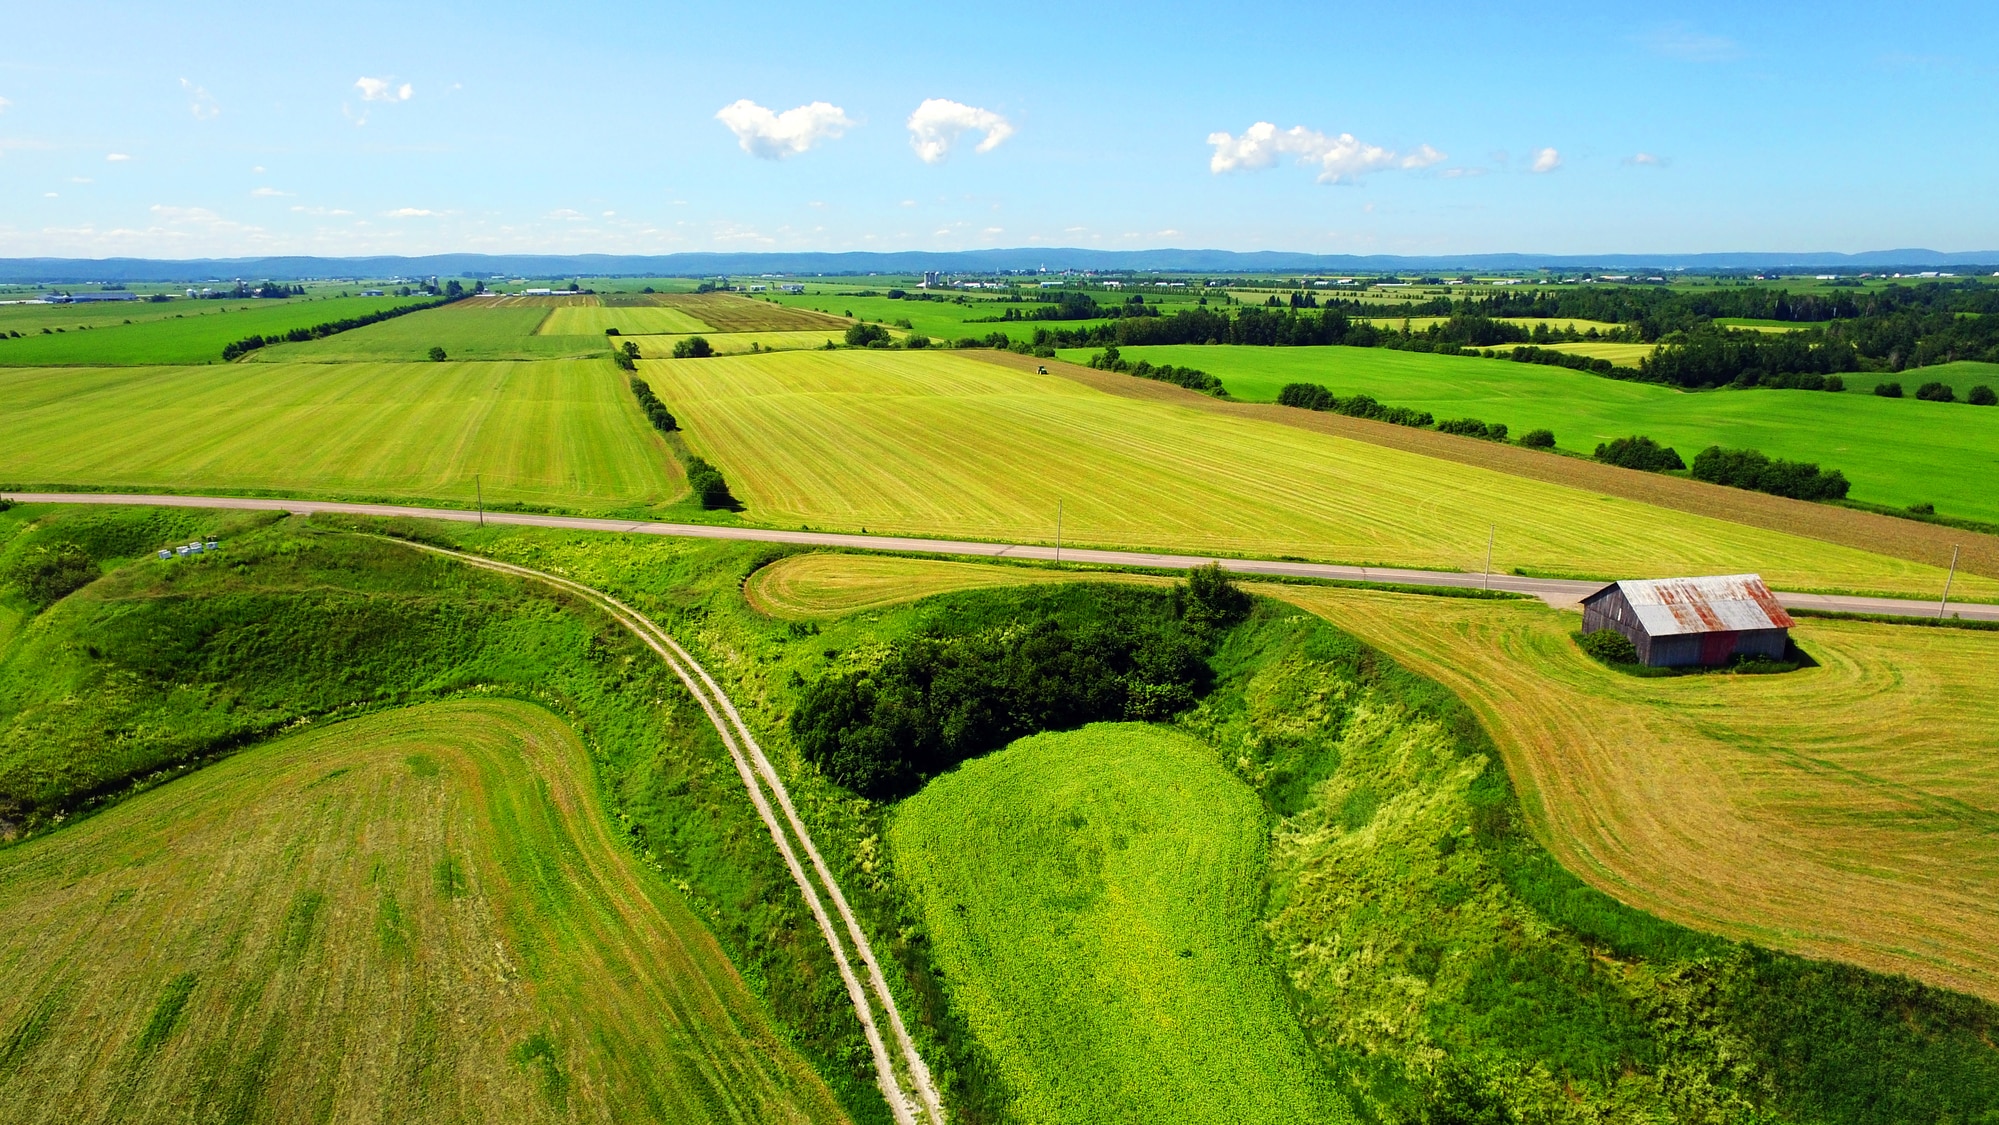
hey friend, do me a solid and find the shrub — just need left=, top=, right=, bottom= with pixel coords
left=1577, top=629, right=1639, bottom=665
left=628, top=377, right=676, bottom=432
left=604, top=327, right=620, bottom=336
left=1690, top=445, right=1850, bottom=501
left=5, top=542, right=99, bottom=609
left=1437, top=418, right=1508, bottom=441
left=1518, top=428, right=1556, bottom=449
left=428, top=346, right=447, bottom=362
left=622, top=340, right=640, bottom=359
left=1874, top=382, right=1903, bottom=398
left=1275, top=382, right=1432, bottom=427
left=1915, top=381, right=1955, bottom=403
left=1594, top=435, right=1686, bottom=473
left=684, top=456, right=734, bottom=509
left=844, top=323, right=891, bottom=347
left=1971, top=384, right=1997, bottom=406
left=1824, top=375, right=1845, bottom=392
left=1176, top=563, right=1250, bottom=628
left=671, top=336, right=713, bottom=359
left=905, top=333, right=930, bottom=349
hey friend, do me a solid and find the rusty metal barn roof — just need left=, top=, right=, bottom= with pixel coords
left=1584, top=573, right=1796, bottom=636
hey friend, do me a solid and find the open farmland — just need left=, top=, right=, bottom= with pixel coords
left=0, top=360, right=683, bottom=512
left=657, top=293, right=849, bottom=332
left=0, top=294, right=432, bottom=365
left=890, top=723, right=1339, bottom=1125
left=250, top=303, right=607, bottom=362
left=538, top=305, right=714, bottom=335
left=1069, top=344, right=1999, bottom=521
left=627, top=331, right=846, bottom=358
left=0, top=699, right=848, bottom=1124
left=639, top=348, right=1993, bottom=599
left=1267, top=584, right=1999, bottom=1001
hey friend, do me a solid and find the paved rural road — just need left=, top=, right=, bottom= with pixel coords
left=8, top=492, right=1992, bottom=622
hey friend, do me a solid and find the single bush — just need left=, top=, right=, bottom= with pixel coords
left=905, top=333, right=930, bottom=349
left=1518, top=428, right=1556, bottom=449
left=1970, top=384, right=1997, bottom=406
left=1874, top=382, right=1904, bottom=398
left=1824, top=375, right=1845, bottom=392
left=1577, top=629, right=1639, bottom=665
left=5, top=542, right=98, bottom=609
left=843, top=323, right=891, bottom=348
left=1176, top=563, right=1250, bottom=628
left=671, top=336, right=713, bottom=359
left=1594, top=435, right=1686, bottom=473
left=428, top=346, right=447, bottom=362
left=1915, top=381, right=1955, bottom=403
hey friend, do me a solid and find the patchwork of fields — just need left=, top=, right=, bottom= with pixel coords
left=0, top=699, right=847, bottom=1123
left=1067, top=344, right=1999, bottom=521
left=0, top=295, right=432, bottom=366
left=0, top=360, right=684, bottom=511
left=251, top=303, right=607, bottom=362
left=538, top=305, right=714, bottom=335
left=641, top=348, right=1992, bottom=598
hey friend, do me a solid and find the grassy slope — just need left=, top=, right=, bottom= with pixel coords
left=539, top=305, right=714, bottom=335
left=0, top=295, right=432, bottom=365
left=1266, top=584, right=1999, bottom=1002
left=0, top=359, right=685, bottom=513
left=640, top=348, right=1991, bottom=599
left=0, top=699, right=848, bottom=1124
left=251, top=304, right=607, bottom=362
left=890, top=723, right=1341, bottom=1125
left=1071, top=344, right=1999, bottom=521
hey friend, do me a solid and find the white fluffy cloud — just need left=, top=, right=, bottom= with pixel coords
left=1531, top=147, right=1562, bottom=173
left=180, top=79, right=219, bottom=120
left=715, top=99, right=853, bottom=159
left=906, top=98, right=1014, bottom=164
left=0, top=97, right=11, bottom=114
left=1629, top=151, right=1666, bottom=167
left=1207, top=122, right=1444, bottom=183
left=355, top=77, right=413, bottom=102
left=106, top=152, right=131, bottom=162
left=384, top=207, right=436, bottom=217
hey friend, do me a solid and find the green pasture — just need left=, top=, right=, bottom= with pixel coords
left=0, top=295, right=431, bottom=365
left=0, top=298, right=229, bottom=333
left=1064, top=344, right=1999, bottom=522
left=0, top=360, right=683, bottom=512
left=765, top=290, right=1208, bottom=343
left=890, top=723, right=1339, bottom=1125
left=251, top=304, right=607, bottom=362
left=539, top=305, right=713, bottom=335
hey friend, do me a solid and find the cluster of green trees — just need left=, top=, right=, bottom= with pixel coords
left=612, top=340, right=640, bottom=370
left=1638, top=329, right=1860, bottom=389
left=1594, top=435, right=1686, bottom=472
left=684, top=456, right=734, bottom=509
left=981, top=291, right=1159, bottom=323
left=1436, top=417, right=1509, bottom=441
left=670, top=336, right=713, bottom=359
left=791, top=572, right=1247, bottom=800
left=218, top=292, right=464, bottom=360
left=1084, top=346, right=1224, bottom=395
left=627, top=377, right=676, bottom=433
left=1276, top=382, right=1434, bottom=428
left=1691, top=446, right=1851, bottom=501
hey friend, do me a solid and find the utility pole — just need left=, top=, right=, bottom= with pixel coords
left=476, top=474, right=484, bottom=528
left=1483, top=524, right=1494, bottom=592
left=1939, top=544, right=1959, bottom=619
left=1055, top=500, right=1063, bottom=565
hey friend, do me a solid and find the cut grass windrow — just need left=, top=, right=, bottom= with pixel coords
left=387, top=538, right=945, bottom=1125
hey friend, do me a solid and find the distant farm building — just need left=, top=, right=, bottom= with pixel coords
left=1580, top=574, right=1795, bottom=667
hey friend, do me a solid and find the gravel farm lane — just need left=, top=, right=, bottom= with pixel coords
left=5, top=492, right=1991, bottom=622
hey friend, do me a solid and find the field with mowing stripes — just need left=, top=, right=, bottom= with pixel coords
left=0, top=295, right=432, bottom=366
left=627, top=331, right=846, bottom=358
left=251, top=304, right=607, bottom=362
left=1268, top=584, right=1999, bottom=1002
left=1068, top=344, right=1999, bottom=520
left=744, top=552, right=1164, bottom=618
left=538, top=305, right=714, bottom=335
left=641, top=349, right=1993, bottom=599
left=0, top=699, right=849, bottom=1123
left=658, top=293, right=850, bottom=332
left=0, top=360, right=684, bottom=512
left=890, top=723, right=1339, bottom=1125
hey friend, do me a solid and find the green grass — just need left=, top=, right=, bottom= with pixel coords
left=1064, top=344, right=1999, bottom=522
left=889, top=722, right=1341, bottom=1125
left=251, top=304, right=608, bottom=362
left=0, top=698, right=849, bottom=1123
left=0, top=359, right=685, bottom=513
left=539, top=305, right=714, bottom=335
left=763, top=291, right=1206, bottom=343
left=0, top=295, right=432, bottom=365
left=640, top=348, right=1993, bottom=600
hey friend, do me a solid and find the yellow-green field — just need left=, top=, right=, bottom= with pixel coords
left=538, top=306, right=714, bottom=336
left=0, top=700, right=848, bottom=1123
left=1269, top=585, right=1999, bottom=1002
left=0, top=360, right=684, bottom=512
left=640, top=349, right=1993, bottom=600
left=744, top=552, right=1164, bottom=618
left=628, top=331, right=846, bottom=359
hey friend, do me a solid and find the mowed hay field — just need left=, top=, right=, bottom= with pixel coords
left=538, top=305, right=714, bottom=336
left=641, top=349, right=1994, bottom=600
left=0, top=295, right=432, bottom=366
left=657, top=293, right=850, bottom=332
left=251, top=304, right=608, bottom=362
left=0, top=360, right=684, bottom=511
left=0, top=699, right=848, bottom=1124
left=744, top=552, right=1165, bottom=618
left=1075, top=344, right=1999, bottom=521
left=627, top=331, right=846, bottom=359
left=890, top=723, right=1341, bottom=1125
left=1267, top=584, right=1999, bottom=1001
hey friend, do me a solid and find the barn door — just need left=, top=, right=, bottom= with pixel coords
left=1699, top=630, right=1739, bottom=665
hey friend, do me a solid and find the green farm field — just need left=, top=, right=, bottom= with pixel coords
left=640, top=348, right=1994, bottom=599
left=627, top=331, right=847, bottom=358
left=0, top=699, right=848, bottom=1123
left=889, top=723, right=1340, bottom=1125
left=250, top=304, right=608, bottom=362
left=764, top=291, right=1201, bottom=343
left=538, top=305, right=714, bottom=335
left=1066, top=344, right=1999, bottom=521
left=0, top=360, right=684, bottom=512
left=0, top=295, right=432, bottom=366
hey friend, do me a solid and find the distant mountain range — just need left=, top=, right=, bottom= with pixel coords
left=3, top=248, right=1997, bottom=284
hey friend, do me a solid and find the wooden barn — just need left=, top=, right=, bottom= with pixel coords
left=1579, top=574, right=1795, bottom=667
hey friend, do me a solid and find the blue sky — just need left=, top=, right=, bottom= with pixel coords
left=3, top=1, right=1995, bottom=258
